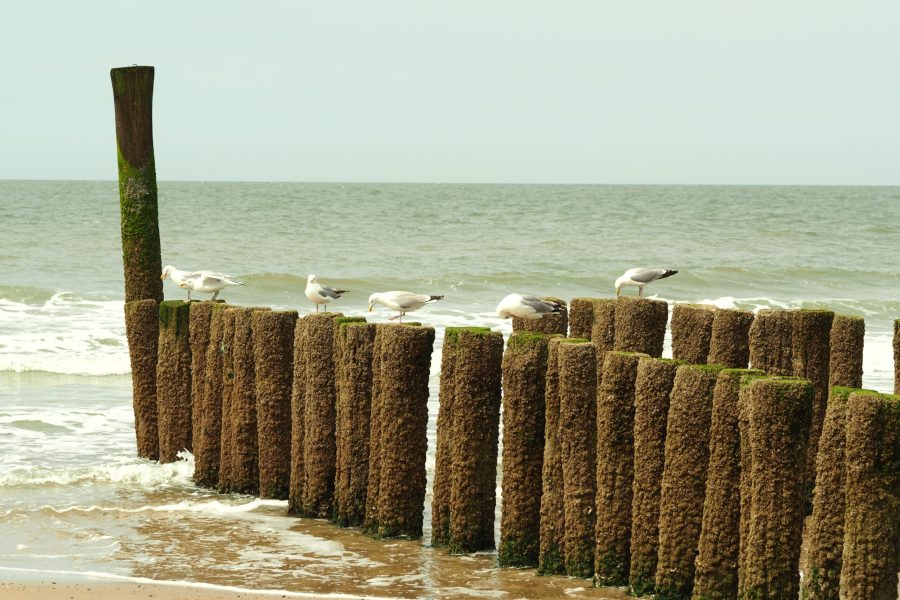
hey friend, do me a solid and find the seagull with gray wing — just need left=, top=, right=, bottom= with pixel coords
left=305, top=274, right=349, bottom=312
left=496, top=293, right=564, bottom=320
left=162, top=264, right=245, bottom=302
left=367, top=290, right=443, bottom=322
left=615, top=268, right=678, bottom=297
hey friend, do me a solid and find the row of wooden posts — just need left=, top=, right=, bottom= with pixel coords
left=122, top=295, right=899, bottom=600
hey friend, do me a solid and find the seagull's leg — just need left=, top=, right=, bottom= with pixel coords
left=638, top=287, right=643, bottom=298
left=211, top=290, right=219, bottom=301
left=324, top=305, right=328, bottom=313
left=184, top=289, right=192, bottom=303
left=616, top=288, right=620, bottom=298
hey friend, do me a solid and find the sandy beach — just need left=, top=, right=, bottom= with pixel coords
left=0, top=581, right=385, bottom=600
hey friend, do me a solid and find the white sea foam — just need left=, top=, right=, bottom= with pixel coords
left=0, top=453, right=194, bottom=488
left=0, top=292, right=129, bottom=376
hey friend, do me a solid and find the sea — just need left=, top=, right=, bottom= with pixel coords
left=0, top=181, right=897, bottom=598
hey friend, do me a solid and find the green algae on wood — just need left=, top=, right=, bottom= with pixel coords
left=155, top=300, right=192, bottom=463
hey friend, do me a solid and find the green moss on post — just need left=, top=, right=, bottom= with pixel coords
left=124, top=299, right=160, bottom=461
left=513, top=297, right=567, bottom=336
left=803, top=387, right=871, bottom=600
left=499, top=332, right=553, bottom=567
left=670, top=304, right=717, bottom=364
left=538, top=337, right=567, bottom=575
left=111, top=66, right=162, bottom=305
left=558, top=341, right=598, bottom=578
left=448, top=329, right=503, bottom=553
left=740, top=377, right=813, bottom=600
left=839, top=391, right=900, bottom=600
left=629, top=357, right=681, bottom=597
left=708, top=308, right=754, bottom=368
left=692, top=368, right=763, bottom=600
left=155, top=300, right=192, bottom=463
left=654, top=363, right=725, bottom=600
left=594, top=351, right=646, bottom=586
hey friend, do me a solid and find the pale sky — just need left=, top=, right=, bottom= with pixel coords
left=2, top=1, right=898, bottom=184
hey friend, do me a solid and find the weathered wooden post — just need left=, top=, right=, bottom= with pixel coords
left=629, top=357, right=680, bottom=597
left=654, top=364, right=724, bottom=600
left=538, top=337, right=567, bottom=575
left=218, top=306, right=267, bottom=495
left=895, top=320, right=899, bottom=395
left=568, top=298, right=596, bottom=339
left=288, top=316, right=308, bottom=515
left=692, top=368, right=763, bottom=600
left=301, top=312, right=343, bottom=517
left=792, top=309, right=833, bottom=505
left=740, top=377, right=813, bottom=600
left=614, top=297, right=667, bottom=357
left=839, top=391, right=900, bottom=600
left=448, top=329, right=503, bottom=553
left=253, top=310, right=297, bottom=500
left=333, top=319, right=375, bottom=527
left=363, top=324, right=389, bottom=533
left=594, top=351, right=646, bottom=587
left=748, top=308, right=793, bottom=375
left=803, top=387, right=868, bottom=600
left=431, top=326, right=465, bottom=546
left=707, top=308, right=754, bottom=368
left=499, top=332, right=553, bottom=567
left=156, top=301, right=192, bottom=463
left=512, top=297, right=568, bottom=335
left=670, top=304, right=716, bottom=364
left=828, top=315, right=864, bottom=389
left=591, top=299, right=617, bottom=376
left=125, top=299, right=160, bottom=460
left=374, top=324, right=435, bottom=538
left=192, top=302, right=229, bottom=487
left=558, top=339, right=597, bottom=578
left=112, top=66, right=164, bottom=461
left=217, top=309, right=237, bottom=490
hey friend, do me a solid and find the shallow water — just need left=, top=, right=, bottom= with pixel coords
left=0, top=181, right=897, bottom=597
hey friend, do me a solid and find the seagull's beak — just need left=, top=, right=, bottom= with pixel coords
left=368, top=303, right=373, bottom=312
left=160, top=274, right=166, bottom=280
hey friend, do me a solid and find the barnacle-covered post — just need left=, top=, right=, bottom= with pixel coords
left=629, top=357, right=681, bottom=597
left=707, top=308, right=754, bottom=368
left=748, top=309, right=793, bottom=375
left=538, top=337, right=567, bottom=575
left=192, top=302, right=229, bottom=487
left=253, top=310, right=297, bottom=500
left=594, top=351, right=646, bottom=587
left=670, top=304, right=716, bottom=364
left=654, top=363, right=724, bottom=600
left=156, top=300, right=192, bottom=463
left=112, top=66, right=164, bottom=460
left=557, top=339, right=597, bottom=578
left=568, top=298, right=596, bottom=339
left=839, top=391, right=900, bottom=600
left=828, top=314, right=864, bottom=389
left=448, top=328, right=503, bottom=553
left=431, top=326, right=463, bottom=546
left=499, top=332, right=554, bottom=567
left=512, top=297, right=568, bottom=336
left=613, top=297, right=667, bottom=357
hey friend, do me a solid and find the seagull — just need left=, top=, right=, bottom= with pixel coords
left=305, top=274, right=348, bottom=312
left=367, top=291, right=444, bottom=322
left=161, top=265, right=244, bottom=302
left=615, top=268, right=678, bottom=297
left=496, top=294, right=564, bottom=320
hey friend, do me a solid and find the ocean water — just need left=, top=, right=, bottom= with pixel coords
left=0, top=180, right=897, bottom=597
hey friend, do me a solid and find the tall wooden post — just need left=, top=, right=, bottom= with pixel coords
left=112, top=66, right=163, bottom=460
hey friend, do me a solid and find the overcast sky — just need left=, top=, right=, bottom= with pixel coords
left=1, top=1, right=898, bottom=184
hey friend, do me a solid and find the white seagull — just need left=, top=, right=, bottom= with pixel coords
left=615, top=268, right=678, bottom=297
left=305, top=274, right=348, bottom=312
left=367, top=291, right=444, bottom=322
left=496, top=294, right=564, bottom=320
left=161, top=265, right=245, bottom=302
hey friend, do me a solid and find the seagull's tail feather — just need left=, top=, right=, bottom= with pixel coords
left=550, top=302, right=564, bottom=314
left=428, top=295, right=444, bottom=302
left=335, top=289, right=349, bottom=294
left=658, top=270, right=678, bottom=280
left=225, top=277, right=246, bottom=286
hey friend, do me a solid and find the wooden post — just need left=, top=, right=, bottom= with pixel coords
left=499, top=332, right=553, bottom=567
left=670, top=304, right=716, bottom=364
left=707, top=308, right=754, bottom=368
left=538, top=337, right=567, bottom=575
left=112, top=66, right=163, bottom=461
left=614, top=297, right=667, bottom=357
left=155, top=300, right=192, bottom=463
left=568, top=298, right=596, bottom=339
left=192, top=302, right=229, bottom=487
left=828, top=315, right=864, bottom=389
left=629, top=357, right=681, bottom=597
left=749, top=309, right=793, bottom=375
